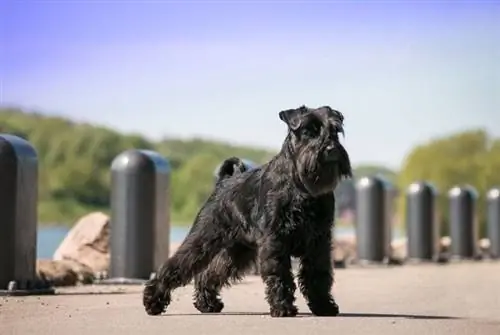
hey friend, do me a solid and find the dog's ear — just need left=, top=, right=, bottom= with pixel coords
left=279, top=106, right=307, bottom=131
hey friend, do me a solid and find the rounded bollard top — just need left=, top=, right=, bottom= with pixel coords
left=378, top=175, right=395, bottom=191
left=407, top=181, right=438, bottom=195
left=213, top=158, right=258, bottom=178
left=486, top=187, right=500, bottom=200
left=140, top=150, right=171, bottom=174
left=356, top=175, right=386, bottom=190
left=111, top=149, right=170, bottom=174
left=448, top=184, right=479, bottom=199
left=0, top=133, right=38, bottom=161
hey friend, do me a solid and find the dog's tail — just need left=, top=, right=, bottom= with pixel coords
left=216, top=156, right=248, bottom=182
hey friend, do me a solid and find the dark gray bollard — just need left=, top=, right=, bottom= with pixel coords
left=355, top=176, right=390, bottom=263
left=382, top=178, right=396, bottom=260
left=448, top=185, right=479, bottom=260
left=103, top=149, right=171, bottom=284
left=0, top=134, right=54, bottom=296
left=406, top=182, right=439, bottom=261
left=486, top=187, right=500, bottom=259
left=213, top=158, right=258, bottom=183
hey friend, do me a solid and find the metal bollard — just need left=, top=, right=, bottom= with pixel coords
left=448, top=185, right=479, bottom=260
left=355, top=176, right=390, bottom=264
left=383, top=178, right=396, bottom=260
left=486, top=187, right=500, bottom=259
left=406, top=182, right=439, bottom=262
left=213, top=158, right=258, bottom=183
left=102, top=149, right=171, bottom=284
left=0, top=134, right=54, bottom=295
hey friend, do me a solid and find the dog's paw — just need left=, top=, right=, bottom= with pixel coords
left=269, top=304, right=298, bottom=317
left=193, top=297, right=224, bottom=313
left=143, top=280, right=170, bottom=316
left=309, top=300, right=340, bottom=317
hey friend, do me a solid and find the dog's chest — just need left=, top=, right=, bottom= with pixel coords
left=279, top=197, right=334, bottom=256
left=281, top=199, right=329, bottom=236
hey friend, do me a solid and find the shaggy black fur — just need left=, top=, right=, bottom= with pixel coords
left=215, top=156, right=249, bottom=183
left=143, top=105, right=352, bottom=317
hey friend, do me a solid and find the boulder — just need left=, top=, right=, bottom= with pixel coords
left=53, top=212, right=110, bottom=274
left=439, top=236, right=491, bottom=258
left=331, top=236, right=450, bottom=264
left=390, top=237, right=408, bottom=261
left=332, top=236, right=357, bottom=264
left=36, top=259, right=94, bottom=286
left=332, top=236, right=407, bottom=264
left=440, top=236, right=451, bottom=253
left=479, top=238, right=490, bottom=255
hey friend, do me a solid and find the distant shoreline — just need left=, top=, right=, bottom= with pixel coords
left=37, top=222, right=365, bottom=229
left=37, top=221, right=194, bottom=228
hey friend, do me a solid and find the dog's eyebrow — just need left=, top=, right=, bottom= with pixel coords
left=331, top=109, right=344, bottom=124
left=318, top=106, right=344, bottom=123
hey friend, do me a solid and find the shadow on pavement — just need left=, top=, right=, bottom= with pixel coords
left=55, top=290, right=141, bottom=296
left=161, top=312, right=461, bottom=319
left=340, top=313, right=461, bottom=320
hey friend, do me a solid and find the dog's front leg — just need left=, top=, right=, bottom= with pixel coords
left=259, top=235, right=298, bottom=317
left=298, top=230, right=339, bottom=316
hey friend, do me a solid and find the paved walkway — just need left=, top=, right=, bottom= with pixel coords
left=2, top=262, right=500, bottom=335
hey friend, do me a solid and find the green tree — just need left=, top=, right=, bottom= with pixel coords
left=353, top=165, right=397, bottom=183
left=397, top=129, right=497, bottom=237
left=0, top=107, right=276, bottom=225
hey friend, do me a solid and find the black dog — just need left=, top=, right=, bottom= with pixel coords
left=143, top=105, right=352, bottom=317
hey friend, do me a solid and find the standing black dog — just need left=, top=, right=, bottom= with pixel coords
left=143, top=105, right=352, bottom=317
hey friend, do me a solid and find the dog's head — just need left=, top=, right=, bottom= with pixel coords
left=279, top=105, right=352, bottom=196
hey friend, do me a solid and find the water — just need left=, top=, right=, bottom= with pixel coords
left=37, top=225, right=193, bottom=259
left=37, top=225, right=403, bottom=259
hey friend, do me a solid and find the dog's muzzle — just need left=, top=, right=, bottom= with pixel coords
left=323, top=125, right=345, bottom=162
left=323, top=145, right=341, bottom=162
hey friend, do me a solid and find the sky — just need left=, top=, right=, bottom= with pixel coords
left=1, top=1, right=499, bottom=169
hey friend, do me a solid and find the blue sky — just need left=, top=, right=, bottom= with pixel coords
left=2, top=1, right=499, bottom=169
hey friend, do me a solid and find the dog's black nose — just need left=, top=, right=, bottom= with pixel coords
left=324, top=145, right=339, bottom=161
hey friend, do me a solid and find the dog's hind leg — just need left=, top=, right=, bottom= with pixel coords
left=142, top=229, right=225, bottom=316
left=193, top=242, right=256, bottom=313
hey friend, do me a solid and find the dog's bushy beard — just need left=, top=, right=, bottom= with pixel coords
left=293, top=142, right=352, bottom=197
left=337, top=144, right=353, bottom=180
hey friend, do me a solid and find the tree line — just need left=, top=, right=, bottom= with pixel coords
left=397, top=129, right=500, bottom=237
left=2, top=107, right=495, bottom=236
left=1, top=108, right=276, bottom=225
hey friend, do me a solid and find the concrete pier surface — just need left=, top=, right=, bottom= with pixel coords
left=2, top=262, right=500, bottom=335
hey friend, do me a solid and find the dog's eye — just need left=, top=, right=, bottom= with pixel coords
left=302, top=127, right=318, bottom=138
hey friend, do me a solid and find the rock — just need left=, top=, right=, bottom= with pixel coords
left=36, top=259, right=94, bottom=287
left=332, top=236, right=408, bottom=265
left=390, top=238, right=408, bottom=261
left=479, top=238, right=490, bottom=255
left=53, top=212, right=110, bottom=274
left=440, top=236, right=451, bottom=253
left=331, top=236, right=449, bottom=264
left=332, top=236, right=357, bottom=264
